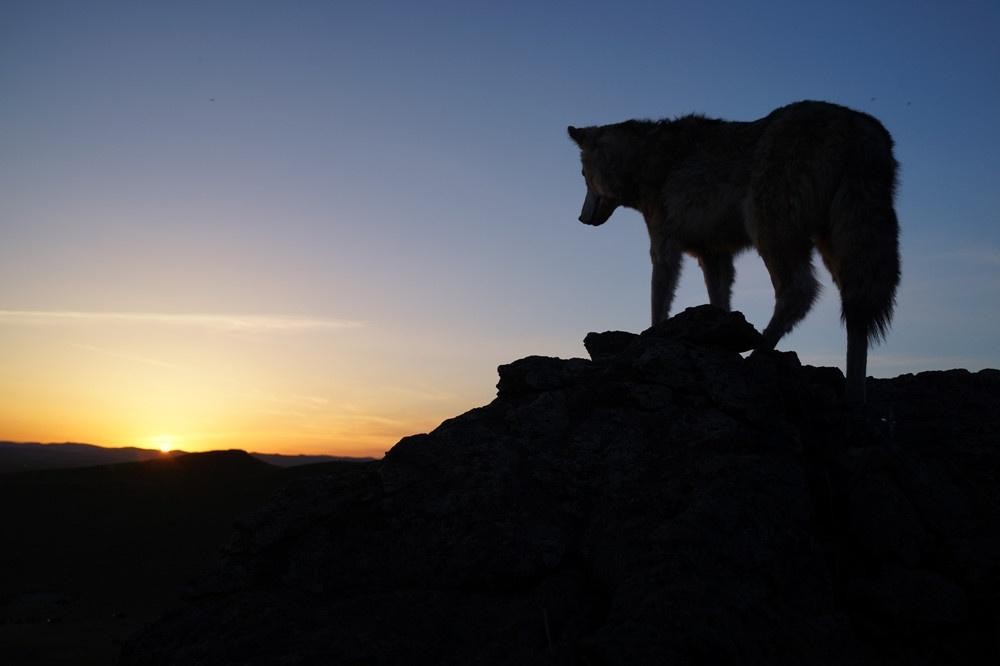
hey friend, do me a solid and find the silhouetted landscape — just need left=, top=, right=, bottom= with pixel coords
left=92, top=307, right=999, bottom=665
left=0, top=441, right=372, bottom=475
left=5, top=309, right=1000, bottom=664
left=6, top=1, right=999, bottom=664
left=0, top=448, right=369, bottom=664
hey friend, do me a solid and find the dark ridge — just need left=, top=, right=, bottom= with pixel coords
left=119, top=449, right=278, bottom=477
left=113, top=306, right=1000, bottom=665
left=0, top=442, right=373, bottom=475
left=251, top=452, right=375, bottom=467
left=0, top=448, right=293, bottom=665
left=0, top=441, right=177, bottom=474
left=3, top=449, right=275, bottom=483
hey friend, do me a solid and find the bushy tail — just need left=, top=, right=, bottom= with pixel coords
left=832, top=147, right=900, bottom=345
left=829, top=127, right=900, bottom=403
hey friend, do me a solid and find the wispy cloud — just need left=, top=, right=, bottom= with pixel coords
left=70, top=343, right=181, bottom=370
left=0, top=310, right=363, bottom=332
left=386, top=386, right=458, bottom=402
left=251, top=392, right=332, bottom=418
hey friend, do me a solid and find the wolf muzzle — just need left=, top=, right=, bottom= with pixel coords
left=578, top=190, right=617, bottom=226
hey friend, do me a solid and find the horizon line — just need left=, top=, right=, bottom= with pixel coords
left=0, top=439, right=377, bottom=458
left=0, top=309, right=364, bottom=332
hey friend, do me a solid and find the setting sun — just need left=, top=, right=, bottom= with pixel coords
left=152, top=434, right=176, bottom=453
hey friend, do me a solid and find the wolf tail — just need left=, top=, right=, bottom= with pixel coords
left=827, top=123, right=901, bottom=403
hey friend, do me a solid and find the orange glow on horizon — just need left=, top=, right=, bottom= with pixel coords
left=152, top=434, right=175, bottom=453
left=0, top=309, right=500, bottom=459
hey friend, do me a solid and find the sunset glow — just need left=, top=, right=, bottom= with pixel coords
left=3, top=3, right=999, bottom=459
left=153, top=434, right=175, bottom=453
left=0, top=307, right=502, bottom=457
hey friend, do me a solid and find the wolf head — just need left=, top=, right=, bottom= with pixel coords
left=568, top=123, right=641, bottom=226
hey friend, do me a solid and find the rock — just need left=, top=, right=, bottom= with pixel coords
left=496, top=355, right=595, bottom=397
left=851, top=568, right=967, bottom=627
left=642, top=304, right=764, bottom=352
left=583, top=330, right=638, bottom=361
left=121, top=307, right=1000, bottom=666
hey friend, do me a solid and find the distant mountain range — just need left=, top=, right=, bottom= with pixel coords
left=0, top=440, right=373, bottom=474
left=0, top=447, right=367, bottom=664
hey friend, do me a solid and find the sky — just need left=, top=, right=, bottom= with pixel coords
left=2, top=1, right=998, bottom=457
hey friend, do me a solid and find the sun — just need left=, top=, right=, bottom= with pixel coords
left=152, top=434, right=176, bottom=453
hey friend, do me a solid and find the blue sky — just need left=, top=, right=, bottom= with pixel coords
left=1, top=1, right=998, bottom=454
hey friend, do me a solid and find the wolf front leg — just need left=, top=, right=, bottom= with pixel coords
left=650, top=242, right=683, bottom=325
left=698, top=252, right=735, bottom=311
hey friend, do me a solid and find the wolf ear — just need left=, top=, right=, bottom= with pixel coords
left=568, top=125, right=590, bottom=146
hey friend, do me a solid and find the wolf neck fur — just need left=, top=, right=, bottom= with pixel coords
left=615, top=117, right=763, bottom=253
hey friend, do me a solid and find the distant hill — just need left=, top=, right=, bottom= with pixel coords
left=0, top=448, right=374, bottom=665
left=0, top=441, right=373, bottom=474
left=251, top=452, right=375, bottom=467
left=0, top=441, right=176, bottom=474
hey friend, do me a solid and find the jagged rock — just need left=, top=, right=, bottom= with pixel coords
left=642, top=304, right=764, bottom=352
left=850, top=568, right=968, bottom=628
left=496, top=355, right=595, bottom=397
left=583, top=330, right=638, bottom=361
left=121, top=308, right=1000, bottom=666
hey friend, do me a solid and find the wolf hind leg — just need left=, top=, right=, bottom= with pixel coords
left=651, top=242, right=683, bottom=325
left=846, top=322, right=868, bottom=406
left=758, top=244, right=820, bottom=350
left=698, top=252, right=735, bottom=311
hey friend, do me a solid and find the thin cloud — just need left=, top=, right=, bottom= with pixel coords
left=0, top=310, right=363, bottom=332
left=387, top=386, right=458, bottom=402
left=70, top=343, right=182, bottom=370
left=250, top=393, right=332, bottom=416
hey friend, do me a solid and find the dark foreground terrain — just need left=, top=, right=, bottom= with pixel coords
left=0, top=451, right=356, bottom=665
left=115, top=308, right=1000, bottom=663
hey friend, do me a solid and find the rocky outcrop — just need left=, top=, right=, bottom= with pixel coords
left=121, top=306, right=1000, bottom=665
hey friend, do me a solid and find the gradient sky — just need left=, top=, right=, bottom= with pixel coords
left=2, top=1, right=999, bottom=457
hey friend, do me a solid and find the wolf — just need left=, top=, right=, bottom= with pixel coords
left=568, top=100, right=900, bottom=405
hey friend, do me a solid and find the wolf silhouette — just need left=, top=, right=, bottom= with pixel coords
left=568, top=100, right=900, bottom=405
